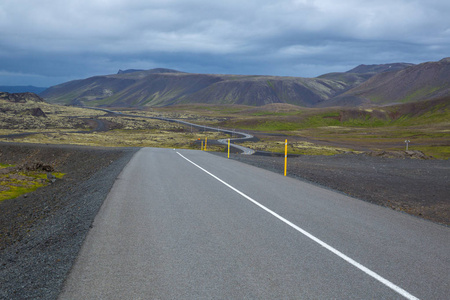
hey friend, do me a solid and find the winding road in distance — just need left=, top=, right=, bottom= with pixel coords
left=87, top=107, right=256, bottom=154
left=59, top=148, right=449, bottom=299
left=1, top=106, right=255, bottom=154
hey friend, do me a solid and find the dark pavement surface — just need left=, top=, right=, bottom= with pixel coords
left=60, top=148, right=449, bottom=299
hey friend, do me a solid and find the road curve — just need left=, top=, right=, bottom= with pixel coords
left=86, top=106, right=256, bottom=154
left=59, top=148, right=449, bottom=299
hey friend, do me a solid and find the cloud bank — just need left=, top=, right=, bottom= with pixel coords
left=1, top=0, right=449, bottom=86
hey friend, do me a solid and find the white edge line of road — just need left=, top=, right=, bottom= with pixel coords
left=176, top=151, right=420, bottom=300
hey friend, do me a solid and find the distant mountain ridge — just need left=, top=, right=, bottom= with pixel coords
left=40, top=58, right=450, bottom=107
left=117, top=69, right=144, bottom=74
left=117, top=68, right=183, bottom=75
left=328, top=57, right=450, bottom=106
left=41, top=71, right=358, bottom=107
left=0, top=86, right=47, bottom=94
left=346, top=63, right=414, bottom=74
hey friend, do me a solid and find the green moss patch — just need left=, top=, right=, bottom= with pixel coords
left=0, top=170, right=65, bottom=201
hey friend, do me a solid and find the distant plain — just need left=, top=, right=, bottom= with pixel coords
left=1, top=97, right=449, bottom=159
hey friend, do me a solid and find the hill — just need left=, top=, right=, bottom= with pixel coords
left=40, top=58, right=449, bottom=108
left=41, top=70, right=361, bottom=107
left=345, top=63, right=415, bottom=74
left=325, top=58, right=450, bottom=106
left=117, top=68, right=183, bottom=75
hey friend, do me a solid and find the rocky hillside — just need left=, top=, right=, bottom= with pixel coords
left=40, top=58, right=450, bottom=107
left=41, top=70, right=359, bottom=107
left=0, top=92, right=45, bottom=103
left=325, top=58, right=450, bottom=106
left=345, top=62, right=415, bottom=74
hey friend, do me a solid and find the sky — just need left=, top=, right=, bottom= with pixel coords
left=1, top=0, right=449, bottom=87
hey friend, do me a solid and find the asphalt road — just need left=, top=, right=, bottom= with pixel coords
left=87, top=106, right=256, bottom=154
left=59, top=148, right=449, bottom=299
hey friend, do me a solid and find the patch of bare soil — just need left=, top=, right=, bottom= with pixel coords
left=218, top=152, right=449, bottom=226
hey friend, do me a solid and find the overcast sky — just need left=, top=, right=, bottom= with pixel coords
left=1, top=0, right=449, bottom=87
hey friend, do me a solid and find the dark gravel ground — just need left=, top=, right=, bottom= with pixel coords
left=213, top=152, right=450, bottom=226
left=0, top=143, right=448, bottom=299
left=0, top=142, right=138, bottom=299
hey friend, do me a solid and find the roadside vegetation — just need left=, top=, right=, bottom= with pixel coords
left=0, top=95, right=448, bottom=207
left=0, top=100, right=103, bottom=130
left=0, top=96, right=448, bottom=159
left=8, top=129, right=227, bottom=151
left=0, top=163, right=64, bottom=201
left=142, top=98, right=449, bottom=158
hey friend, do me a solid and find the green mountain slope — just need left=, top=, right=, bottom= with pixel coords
left=40, top=58, right=450, bottom=108
left=41, top=71, right=357, bottom=107
left=327, top=58, right=450, bottom=106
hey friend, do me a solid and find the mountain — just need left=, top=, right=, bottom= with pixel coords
left=117, top=68, right=182, bottom=75
left=345, top=63, right=414, bottom=74
left=324, top=58, right=450, bottom=107
left=41, top=69, right=359, bottom=107
left=0, top=85, right=47, bottom=94
left=40, top=58, right=450, bottom=108
left=117, top=69, right=145, bottom=74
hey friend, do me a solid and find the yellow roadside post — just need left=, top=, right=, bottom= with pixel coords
left=284, top=139, right=287, bottom=176
left=201, top=141, right=203, bottom=151
left=228, top=139, right=230, bottom=158
left=205, top=137, right=208, bottom=151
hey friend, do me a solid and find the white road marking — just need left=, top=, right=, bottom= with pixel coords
left=177, top=151, right=420, bottom=300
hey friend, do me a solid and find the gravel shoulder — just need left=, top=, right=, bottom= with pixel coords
left=0, top=142, right=138, bottom=299
left=0, top=143, right=448, bottom=299
left=213, top=152, right=450, bottom=226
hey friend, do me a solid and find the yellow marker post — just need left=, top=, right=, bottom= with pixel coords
left=201, top=141, right=203, bottom=151
left=284, top=139, right=287, bottom=176
left=205, top=137, right=208, bottom=151
left=228, top=139, right=230, bottom=158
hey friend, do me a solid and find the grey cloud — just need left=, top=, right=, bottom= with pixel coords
left=0, top=0, right=449, bottom=86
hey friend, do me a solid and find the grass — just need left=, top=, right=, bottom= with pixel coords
left=1, top=129, right=229, bottom=150
left=0, top=99, right=230, bottom=150
left=1, top=98, right=448, bottom=159
left=2, top=96, right=447, bottom=205
left=240, top=140, right=353, bottom=156
left=250, top=111, right=300, bottom=116
left=241, top=121, right=302, bottom=131
left=407, top=145, right=450, bottom=159
left=0, top=171, right=65, bottom=201
left=0, top=163, right=15, bottom=168
left=214, top=99, right=449, bottom=158
left=0, top=99, right=106, bottom=131
left=400, top=86, right=443, bottom=103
